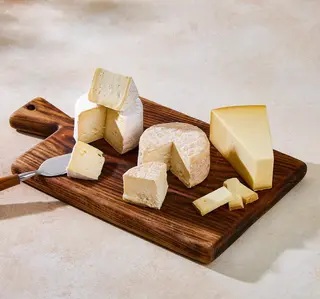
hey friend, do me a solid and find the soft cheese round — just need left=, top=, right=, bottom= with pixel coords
left=74, top=93, right=143, bottom=154
left=138, top=123, right=210, bottom=188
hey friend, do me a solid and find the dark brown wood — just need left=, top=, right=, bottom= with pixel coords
left=0, top=174, right=20, bottom=191
left=9, top=97, right=307, bottom=264
left=9, top=97, right=73, bottom=137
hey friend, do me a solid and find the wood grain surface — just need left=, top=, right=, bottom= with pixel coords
left=9, top=97, right=307, bottom=264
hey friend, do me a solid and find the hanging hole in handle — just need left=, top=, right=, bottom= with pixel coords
left=26, top=104, right=36, bottom=111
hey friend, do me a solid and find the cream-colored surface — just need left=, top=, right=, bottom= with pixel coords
left=67, top=141, right=105, bottom=180
left=75, top=93, right=143, bottom=154
left=123, top=162, right=168, bottom=209
left=211, top=105, right=274, bottom=190
left=193, top=186, right=233, bottom=216
left=89, top=68, right=138, bottom=111
left=0, top=1, right=320, bottom=298
left=138, top=123, right=210, bottom=188
left=74, top=93, right=107, bottom=143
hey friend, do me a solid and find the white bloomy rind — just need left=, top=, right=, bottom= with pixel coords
left=105, top=97, right=144, bottom=154
left=74, top=93, right=143, bottom=154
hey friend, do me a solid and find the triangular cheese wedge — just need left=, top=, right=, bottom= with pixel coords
left=89, top=68, right=138, bottom=111
left=210, top=105, right=274, bottom=191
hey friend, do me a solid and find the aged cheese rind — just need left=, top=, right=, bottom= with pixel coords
left=210, top=105, right=274, bottom=191
left=138, top=123, right=210, bottom=188
left=88, top=68, right=139, bottom=111
left=193, top=186, right=233, bottom=216
left=123, top=162, right=168, bottom=209
left=67, top=141, right=105, bottom=180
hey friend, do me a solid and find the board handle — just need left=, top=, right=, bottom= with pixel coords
left=9, top=97, right=73, bottom=138
left=0, top=174, right=20, bottom=191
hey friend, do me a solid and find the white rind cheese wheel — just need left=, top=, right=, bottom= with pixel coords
left=74, top=93, right=143, bottom=154
left=138, top=123, right=210, bottom=188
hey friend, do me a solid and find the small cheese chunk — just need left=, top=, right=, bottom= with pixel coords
left=210, top=105, right=274, bottom=191
left=89, top=68, right=138, bottom=111
left=138, top=123, right=210, bottom=188
left=67, top=141, right=105, bottom=180
left=123, top=162, right=168, bottom=209
left=224, top=178, right=259, bottom=205
left=193, top=187, right=233, bottom=216
left=104, top=98, right=143, bottom=154
left=229, top=194, right=244, bottom=211
left=74, top=93, right=107, bottom=143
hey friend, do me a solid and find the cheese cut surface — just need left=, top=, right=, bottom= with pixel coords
left=210, top=105, right=274, bottom=191
left=104, top=97, right=143, bottom=154
left=74, top=94, right=143, bottom=154
left=67, top=141, right=105, bottom=180
left=74, top=93, right=107, bottom=143
left=193, top=186, right=233, bottom=216
left=89, top=68, right=138, bottom=111
left=123, top=162, right=168, bottom=209
left=224, top=178, right=259, bottom=205
left=138, top=123, right=210, bottom=188
left=229, top=194, right=244, bottom=211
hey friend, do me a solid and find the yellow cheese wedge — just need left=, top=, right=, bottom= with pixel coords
left=193, top=186, right=233, bottom=216
left=224, top=178, right=259, bottom=205
left=210, top=105, right=274, bottom=191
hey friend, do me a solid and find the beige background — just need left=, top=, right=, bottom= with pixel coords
left=1, top=1, right=320, bottom=298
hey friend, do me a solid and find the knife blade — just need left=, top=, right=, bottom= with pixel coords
left=0, top=153, right=71, bottom=191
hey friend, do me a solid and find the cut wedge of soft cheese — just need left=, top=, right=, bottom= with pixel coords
left=74, top=93, right=107, bottom=143
left=123, top=162, right=168, bottom=209
left=138, top=123, right=210, bottom=188
left=224, top=178, right=259, bottom=205
left=193, top=186, right=233, bottom=216
left=89, top=68, right=138, bottom=111
left=74, top=94, right=143, bottom=154
left=67, top=141, right=105, bottom=180
left=104, top=97, right=143, bottom=154
left=210, top=105, right=274, bottom=191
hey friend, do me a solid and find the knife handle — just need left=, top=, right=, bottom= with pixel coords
left=9, top=97, right=73, bottom=138
left=0, top=174, right=20, bottom=191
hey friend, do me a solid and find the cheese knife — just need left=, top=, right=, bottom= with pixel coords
left=0, top=153, right=71, bottom=191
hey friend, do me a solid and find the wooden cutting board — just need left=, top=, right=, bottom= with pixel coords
left=9, top=98, right=307, bottom=264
